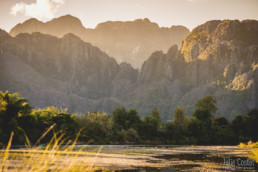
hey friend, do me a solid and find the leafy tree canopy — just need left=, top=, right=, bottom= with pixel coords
left=195, top=95, right=217, bottom=114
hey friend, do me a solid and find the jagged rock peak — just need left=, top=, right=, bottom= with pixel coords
left=134, top=18, right=151, bottom=22
left=0, top=28, right=11, bottom=45
left=61, top=32, right=94, bottom=50
left=10, top=14, right=85, bottom=37
left=170, top=25, right=190, bottom=32
left=62, top=32, right=83, bottom=41
left=48, top=14, right=84, bottom=27
left=181, top=19, right=258, bottom=62
left=8, top=15, right=190, bottom=68
left=10, top=18, right=44, bottom=37
left=23, top=18, right=43, bottom=25
left=150, top=50, right=165, bottom=57
left=187, top=19, right=258, bottom=42
left=0, top=29, right=9, bottom=38
left=15, top=32, right=58, bottom=42
left=140, top=50, right=165, bottom=72
left=167, top=45, right=178, bottom=58
left=95, top=18, right=159, bottom=30
left=120, top=62, right=135, bottom=70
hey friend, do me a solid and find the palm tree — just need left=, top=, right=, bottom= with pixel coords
left=0, top=91, right=31, bottom=143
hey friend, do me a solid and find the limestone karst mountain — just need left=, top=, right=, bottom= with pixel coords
left=128, top=19, right=258, bottom=120
left=1, top=19, right=258, bottom=120
left=9, top=15, right=190, bottom=68
left=0, top=29, right=136, bottom=113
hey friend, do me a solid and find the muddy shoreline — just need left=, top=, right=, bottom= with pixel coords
left=4, top=146, right=258, bottom=171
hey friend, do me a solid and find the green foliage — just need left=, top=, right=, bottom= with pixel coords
left=126, top=109, right=142, bottom=131
left=112, top=107, right=127, bottom=131
left=0, top=91, right=31, bottom=143
left=111, top=107, right=142, bottom=143
left=150, top=108, right=162, bottom=125
left=189, top=110, right=213, bottom=144
left=174, top=106, right=185, bottom=129
left=189, top=96, right=218, bottom=145
left=169, top=106, right=191, bottom=144
left=77, top=112, right=112, bottom=144
left=211, top=116, right=234, bottom=145
left=232, top=108, right=258, bottom=142
left=195, top=95, right=217, bottom=114
left=193, top=109, right=212, bottom=122
left=164, top=122, right=175, bottom=144
left=0, top=91, right=257, bottom=146
left=25, top=107, right=79, bottom=144
left=142, top=108, right=163, bottom=141
left=0, top=91, right=78, bottom=145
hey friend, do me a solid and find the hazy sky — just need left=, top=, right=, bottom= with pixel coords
left=0, top=0, right=258, bottom=32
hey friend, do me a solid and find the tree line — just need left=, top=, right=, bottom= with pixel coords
left=0, top=91, right=257, bottom=145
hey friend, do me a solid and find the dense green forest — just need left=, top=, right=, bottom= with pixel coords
left=0, top=90, right=257, bottom=145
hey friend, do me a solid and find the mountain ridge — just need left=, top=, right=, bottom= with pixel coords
left=9, top=15, right=190, bottom=68
left=1, top=19, right=258, bottom=120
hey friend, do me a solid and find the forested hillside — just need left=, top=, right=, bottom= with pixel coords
left=0, top=91, right=257, bottom=145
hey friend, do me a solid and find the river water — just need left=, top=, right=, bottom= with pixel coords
left=9, top=145, right=257, bottom=171
left=74, top=145, right=257, bottom=171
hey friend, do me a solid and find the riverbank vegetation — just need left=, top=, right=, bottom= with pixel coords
left=0, top=130, right=100, bottom=171
left=238, top=141, right=258, bottom=163
left=0, top=90, right=257, bottom=146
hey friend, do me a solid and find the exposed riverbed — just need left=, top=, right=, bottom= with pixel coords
left=74, top=145, right=257, bottom=171
left=5, top=145, right=258, bottom=171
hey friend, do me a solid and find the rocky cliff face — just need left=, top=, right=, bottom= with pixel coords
left=133, top=20, right=258, bottom=119
left=9, top=15, right=190, bottom=68
left=180, top=20, right=258, bottom=95
left=1, top=19, right=258, bottom=120
left=0, top=30, right=135, bottom=113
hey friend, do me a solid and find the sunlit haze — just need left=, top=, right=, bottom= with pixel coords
left=0, top=0, right=257, bottom=32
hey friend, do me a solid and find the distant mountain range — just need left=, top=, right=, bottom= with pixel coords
left=10, top=15, right=190, bottom=68
left=1, top=16, right=258, bottom=120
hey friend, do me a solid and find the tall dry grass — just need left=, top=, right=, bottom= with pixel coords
left=238, top=141, right=258, bottom=163
left=0, top=125, right=103, bottom=171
